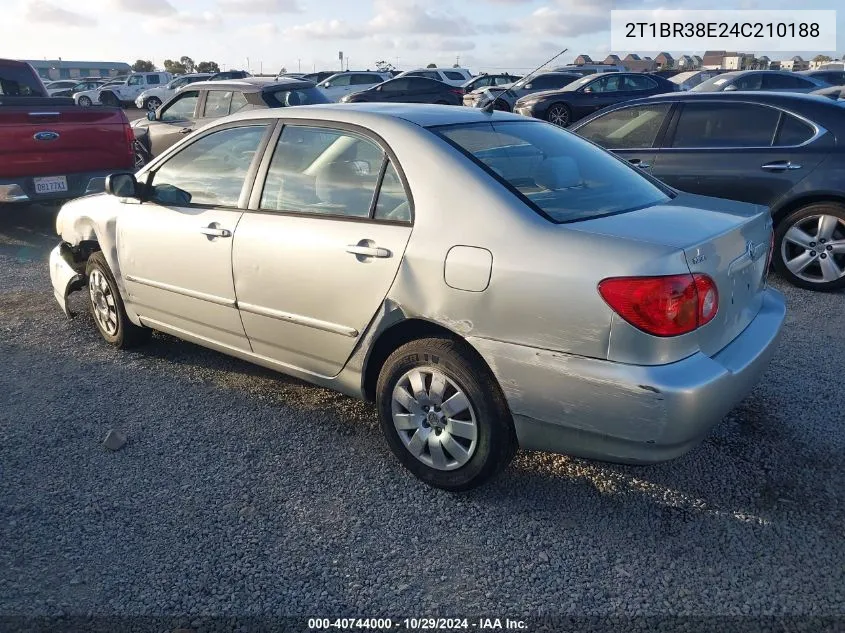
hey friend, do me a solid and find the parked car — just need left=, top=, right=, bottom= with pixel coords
left=812, top=85, right=845, bottom=100
left=800, top=69, right=845, bottom=87
left=513, top=72, right=676, bottom=127
left=134, top=73, right=212, bottom=111
left=45, top=80, right=82, bottom=96
left=0, top=59, right=135, bottom=204
left=552, top=64, right=626, bottom=76
left=570, top=91, right=845, bottom=291
left=50, top=103, right=785, bottom=490
left=340, top=77, right=463, bottom=105
left=300, top=71, right=337, bottom=84
left=691, top=70, right=829, bottom=93
left=461, top=73, right=521, bottom=93
left=209, top=70, right=251, bottom=81
left=131, top=78, right=328, bottom=166
left=49, top=79, right=105, bottom=98
left=465, top=72, right=581, bottom=111
left=73, top=77, right=126, bottom=106
left=393, top=68, right=473, bottom=86
left=669, top=70, right=723, bottom=91
left=316, top=71, right=393, bottom=102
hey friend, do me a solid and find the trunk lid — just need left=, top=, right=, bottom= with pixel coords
left=574, top=192, right=772, bottom=356
left=0, top=104, right=133, bottom=178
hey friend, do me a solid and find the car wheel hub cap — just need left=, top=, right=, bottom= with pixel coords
left=781, top=214, right=845, bottom=284
left=88, top=269, right=118, bottom=336
left=391, top=367, right=478, bottom=471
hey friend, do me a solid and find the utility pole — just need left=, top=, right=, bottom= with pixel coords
left=298, top=58, right=301, bottom=72
left=246, top=57, right=250, bottom=73
left=456, top=55, right=460, bottom=67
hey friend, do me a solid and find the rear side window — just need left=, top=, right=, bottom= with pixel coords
left=0, top=63, right=45, bottom=96
left=444, top=71, right=466, bottom=81
left=671, top=102, right=780, bottom=148
left=266, top=87, right=329, bottom=107
left=763, top=74, right=816, bottom=90
left=203, top=90, right=233, bottom=117
left=576, top=103, right=672, bottom=149
left=436, top=121, right=669, bottom=223
left=775, top=113, right=815, bottom=146
left=147, top=75, right=162, bottom=85
left=351, top=74, right=379, bottom=85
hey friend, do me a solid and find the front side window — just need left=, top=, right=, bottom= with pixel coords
left=203, top=90, right=233, bottom=117
left=624, top=75, right=658, bottom=91
left=733, top=74, right=763, bottom=90
left=128, top=75, right=144, bottom=86
left=671, top=102, right=779, bottom=148
left=170, top=77, right=187, bottom=89
left=230, top=91, right=249, bottom=113
left=589, top=74, right=623, bottom=93
left=151, top=125, right=268, bottom=207
left=160, top=91, right=199, bottom=122
left=374, top=160, right=411, bottom=222
left=436, top=121, right=669, bottom=223
left=327, top=74, right=351, bottom=87
left=260, top=126, right=387, bottom=218
left=576, top=103, right=672, bottom=149
left=381, top=78, right=410, bottom=92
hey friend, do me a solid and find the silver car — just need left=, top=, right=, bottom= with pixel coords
left=49, top=104, right=786, bottom=490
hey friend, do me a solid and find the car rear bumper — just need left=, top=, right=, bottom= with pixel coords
left=468, top=288, right=786, bottom=464
left=0, top=170, right=115, bottom=205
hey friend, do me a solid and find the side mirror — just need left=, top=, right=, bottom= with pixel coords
left=583, top=86, right=593, bottom=93
left=146, top=110, right=156, bottom=121
left=524, top=83, right=533, bottom=90
left=723, top=84, right=738, bottom=91
left=105, top=172, right=139, bottom=198
left=323, top=81, right=332, bottom=88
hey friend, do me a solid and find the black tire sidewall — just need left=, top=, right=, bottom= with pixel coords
left=79, top=96, right=91, bottom=106
left=85, top=253, right=133, bottom=347
left=376, top=338, right=514, bottom=491
left=774, top=203, right=845, bottom=292
left=547, top=103, right=570, bottom=126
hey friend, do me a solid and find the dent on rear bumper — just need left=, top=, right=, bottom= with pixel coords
left=49, top=245, right=85, bottom=318
left=468, top=289, right=786, bottom=464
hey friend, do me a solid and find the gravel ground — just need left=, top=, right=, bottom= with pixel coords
left=1, top=205, right=843, bottom=629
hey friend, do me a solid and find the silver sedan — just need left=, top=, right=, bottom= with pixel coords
left=49, top=104, right=786, bottom=490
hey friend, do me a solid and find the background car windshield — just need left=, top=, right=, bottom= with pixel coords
left=435, top=121, right=669, bottom=223
left=267, top=88, right=330, bottom=106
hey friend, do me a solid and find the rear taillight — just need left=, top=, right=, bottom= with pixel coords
left=598, top=273, right=718, bottom=337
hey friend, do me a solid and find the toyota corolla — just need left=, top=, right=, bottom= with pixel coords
left=49, top=104, right=786, bottom=490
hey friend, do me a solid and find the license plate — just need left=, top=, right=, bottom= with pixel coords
left=34, top=176, right=68, bottom=194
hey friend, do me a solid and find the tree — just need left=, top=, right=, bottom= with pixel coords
left=813, top=54, right=832, bottom=63
left=131, top=59, right=155, bottom=72
left=375, top=60, right=396, bottom=73
left=426, top=63, right=437, bottom=68
left=196, top=61, right=220, bottom=73
left=163, top=59, right=187, bottom=74
left=179, top=56, right=195, bottom=73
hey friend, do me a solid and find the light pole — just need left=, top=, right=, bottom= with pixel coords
left=298, top=58, right=301, bottom=72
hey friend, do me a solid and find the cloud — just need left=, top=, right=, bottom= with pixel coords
left=217, top=0, right=301, bottom=13
left=110, top=0, right=175, bottom=16
left=517, top=5, right=609, bottom=37
left=434, top=38, right=476, bottom=52
left=23, top=0, right=93, bottom=26
left=142, top=11, right=221, bottom=34
left=284, top=19, right=366, bottom=40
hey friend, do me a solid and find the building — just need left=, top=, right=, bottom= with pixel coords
left=757, top=56, right=771, bottom=70
left=603, top=54, right=622, bottom=65
left=24, top=59, right=132, bottom=81
left=622, top=53, right=657, bottom=72
left=723, top=53, right=755, bottom=70
left=701, top=50, right=727, bottom=70
left=809, top=59, right=844, bottom=70
left=692, top=55, right=703, bottom=68
left=676, top=55, right=697, bottom=69
left=574, top=54, right=593, bottom=65
left=779, top=56, right=809, bottom=72
left=654, top=52, right=674, bottom=69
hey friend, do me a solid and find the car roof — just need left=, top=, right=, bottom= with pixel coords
left=186, top=77, right=316, bottom=92
left=222, top=102, right=527, bottom=128
left=641, top=91, right=837, bottom=104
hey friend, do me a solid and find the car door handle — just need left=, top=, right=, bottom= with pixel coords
left=346, top=244, right=391, bottom=258
left=199, top=226, right=231, bottom=238
left=179, top=127, right=193, bottom=134
left=761, top=161, right=801, bottom=171
left=628, top=158, right=651, bottom=169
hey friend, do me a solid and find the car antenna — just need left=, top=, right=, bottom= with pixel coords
left=480, top=47, right=568, bottom=114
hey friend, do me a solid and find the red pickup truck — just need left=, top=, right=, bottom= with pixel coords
left=0, top=59, right=135, bottom=204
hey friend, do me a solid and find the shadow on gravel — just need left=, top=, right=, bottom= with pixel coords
left=0, top=204, right=59, bottom=261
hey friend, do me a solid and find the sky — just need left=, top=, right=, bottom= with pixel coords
left=2, top=0, right=843, bottom=74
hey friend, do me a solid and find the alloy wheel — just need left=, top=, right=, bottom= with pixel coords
left=548, top=104, right=570, bottom=127
left=146, top=97, right=161, bottom=111
left=781, top=214, right=845, bottom=284
left=391, top=367, right=478, bottom=471
left=88, top=269, right=119, bottom=336
left=133, top=141, right=148, bottom=170
left=78, top=96, right=92, bottom=106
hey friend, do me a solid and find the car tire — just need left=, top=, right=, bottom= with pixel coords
left=99, top=91, right=118, bottom=107
left=376, top=337, right=517, bottom=491
left=493, top=99, right=510, bottom=112
left=78, top=96, right=92, bottom=107
left=546, top=103, right=571, bottom=127
left=144, top=97, right=162, bottom=111
left=773, top=202, right=845, bottom=292
left=85, top=252, right=151, bottom=348
left=133, top=140, right=151, bottom=170
left=435, top=100, right=449, bottom=105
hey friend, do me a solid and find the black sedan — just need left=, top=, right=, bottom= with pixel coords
left=340, top=76, right=464, bottom=105
left=570, top=91, right=845, bottom=292
left=513, top=72, right=676, bottom=127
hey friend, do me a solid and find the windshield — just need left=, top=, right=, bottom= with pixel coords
left=434, top=121, right=670, bottom=223
left=267, top=87, right=330, bottom=107
left=691, top=74, right=736, bottom=92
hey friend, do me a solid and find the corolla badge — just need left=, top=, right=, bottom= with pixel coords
left=690, top=248, right=707, bottom=265
left=33, top=131, right=60, bottom=141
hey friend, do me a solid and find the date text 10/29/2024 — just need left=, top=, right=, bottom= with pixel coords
left=308, top=618, right=528, bottom=630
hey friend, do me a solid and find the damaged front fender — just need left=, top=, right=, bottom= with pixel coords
left=49, top=244, right=85, bottom=318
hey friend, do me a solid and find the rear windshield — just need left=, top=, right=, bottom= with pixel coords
left=0, top=64, right=45, bottom=97
left=266, top=87, right=330, bottom=107
left=434, top=121, right=670, bottom=223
